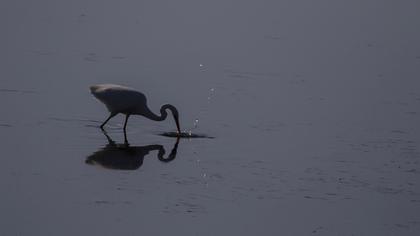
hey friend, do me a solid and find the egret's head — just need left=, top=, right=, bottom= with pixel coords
left=162, top=104, right=181, bottom=134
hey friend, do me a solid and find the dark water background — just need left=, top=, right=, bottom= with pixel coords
left=1, top=1, right=420, bottom=235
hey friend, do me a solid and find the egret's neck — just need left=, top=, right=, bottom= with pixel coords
left=142, top=106, right=167, bottom=121
left=142, top=104, right=180, bottom=133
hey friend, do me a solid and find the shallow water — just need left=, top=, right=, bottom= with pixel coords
left=1, top=1, right=420, bottom=235
left=160, top=131, right=214, bottom=139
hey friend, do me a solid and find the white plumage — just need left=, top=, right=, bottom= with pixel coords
left=90, top=84, right=181, bottom=138
left=90, top=84, right=148, bottom=115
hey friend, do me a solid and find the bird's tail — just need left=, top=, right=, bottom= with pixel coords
left=89, top=85, right=101, bottom=94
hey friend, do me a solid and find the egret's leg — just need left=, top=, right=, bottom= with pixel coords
left=123, top=114, right=130, bottom=132
left=100, top=129, right=115, bottom=146
left=100, top=113, right=117, bottom=129
left=123, top=114, right=130, bottom=143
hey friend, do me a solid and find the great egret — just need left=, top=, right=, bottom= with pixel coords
left=90, top=84, right=181, bottom=135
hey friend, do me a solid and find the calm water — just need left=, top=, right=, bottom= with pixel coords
left=1, top=1, right=420, bottom=235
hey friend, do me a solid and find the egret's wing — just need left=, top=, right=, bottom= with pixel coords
left=90, top=84, right=147, bottom=114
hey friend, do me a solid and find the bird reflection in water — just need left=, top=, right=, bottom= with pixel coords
left=86, top=131, right=180, bottom=170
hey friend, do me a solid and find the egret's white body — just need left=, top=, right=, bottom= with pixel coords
left=90, top=84, right=148, bottom=115
left=90, top=84, right=180, bottom=138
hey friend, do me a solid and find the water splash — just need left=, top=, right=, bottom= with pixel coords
left=175, top=88, right=215, bottom=138
left=194, top=118, right=199, bottom=129
left=191, top=88, right=215, bottom=130
left=207, top=88, right=215, bottom=103
left=159, top=131, right=214, bottom=139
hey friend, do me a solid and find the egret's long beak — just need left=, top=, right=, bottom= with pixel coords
left=175, top=119, right=181, bottom=134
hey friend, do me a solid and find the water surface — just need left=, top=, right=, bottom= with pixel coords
left=1, top=1, right=420, bottom=235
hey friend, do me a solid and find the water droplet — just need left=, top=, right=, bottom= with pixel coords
left=193, top=119, right=199, bottom=129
